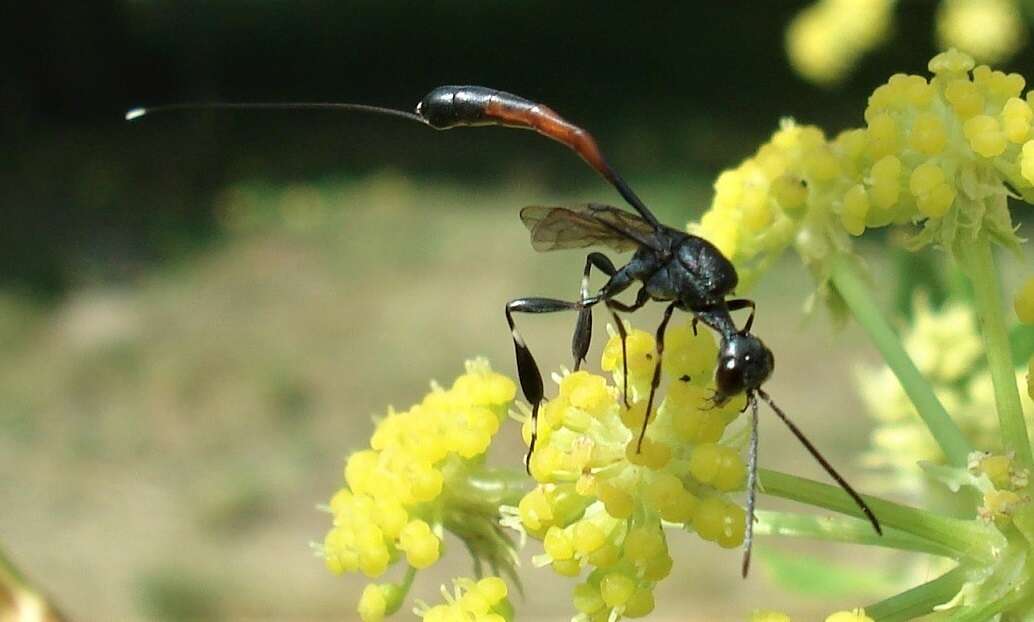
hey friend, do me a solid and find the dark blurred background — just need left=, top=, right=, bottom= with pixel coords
left=3, top=2, right=1031, bottom=621
left=5, top=0, right=1001, bottom=295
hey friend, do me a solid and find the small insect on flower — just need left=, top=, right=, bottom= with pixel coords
left=127, top=85, right=881, bottom=575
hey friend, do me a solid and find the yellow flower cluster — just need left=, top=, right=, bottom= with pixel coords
left=825, top=610, right=875, bottom=622
left=320, top=360, right=516, bottom=619
left=511, top=322, right=747, bottom=620
left=858, top=295, right=1034, bottom=493
left=937, top=0, right=1026, bottom=64
left=785, top=0, right=893, bottom=86
left=415, top=577, right=512, bottom=622
left=970, top=451, right=1030, bottom=524
left=693, top=50, right=1029, bottom=289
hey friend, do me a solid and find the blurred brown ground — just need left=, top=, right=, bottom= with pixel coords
left=0, top=175, right=917, bottom=621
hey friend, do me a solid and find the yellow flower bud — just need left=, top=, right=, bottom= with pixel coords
left=358, top=584, right=388, bottom=622
left=870, top=155, right=902, bottom=209
left=1002, top=97, right=1032, bottom=143
left=623, top=588, right=656, bottom=618
left=866, top=113, right=899, bottom=158
left=929, top=48, right=975, bottom=75
left=841, top=184, right=869, bottom=236
left=573, top=521, right=607, bottom=554
left=909, top=112, right=948, bottom=155
left=825, top=609, right=874, bottom=622
left=599, top=573, right=636, bottom=607
left=963, top=114, right=1007, bottom=157
left=544, top=526, right=575, bottom=561
left=1022, top=141, right=1034, bottom=184
left=770, top=174, right=809, bottom=216
left=916, top=183, right=956, bottom=218
left=573, top=583, right=605, bottom=614
left=945, top=79, right=985, bottom=119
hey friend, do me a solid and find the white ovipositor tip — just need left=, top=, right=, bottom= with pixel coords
left=125, top=108, right=147, bottom=121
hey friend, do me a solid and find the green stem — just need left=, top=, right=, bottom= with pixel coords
left=948, top=580, right=1030, bottom=622
left=830, top=256, right=972, bottom=467
left=453, top=465, right=532, bottom=508
left=754, top=510, right=957, bottom=558
left=384, top=567, right=418, bottom=616
left=957, top=235, right=1034, bottom=470
left=866, top=566, right=967, bottom=622
left=759, top=469, right=1004, bottom=563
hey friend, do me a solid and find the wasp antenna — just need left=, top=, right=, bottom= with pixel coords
left=123, top=101, right=428, bottom=125
left=741, top=393, right=761, bottom=578
left=757, top=389, right=882, bottom=536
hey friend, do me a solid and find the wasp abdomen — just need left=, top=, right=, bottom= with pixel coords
left=417, top=86, right=528, bottom=129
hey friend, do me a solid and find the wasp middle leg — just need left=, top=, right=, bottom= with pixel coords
left=506, top=296, right=596, bottom=469
left=573, top=252, right=619, bottom=371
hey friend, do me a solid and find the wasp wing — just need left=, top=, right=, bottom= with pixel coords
left=520, top=204, right=660, bottom=253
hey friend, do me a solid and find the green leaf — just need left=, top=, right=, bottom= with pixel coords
left=756, top=547, right=898, bottom=598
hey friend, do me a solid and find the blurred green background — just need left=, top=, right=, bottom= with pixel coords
left=4, top=2, right=1032, bottom=620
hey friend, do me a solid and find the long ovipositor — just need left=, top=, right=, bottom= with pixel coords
left=417, top=85, right=600, bottom=156
left=415, top=86, right=658, bottom=228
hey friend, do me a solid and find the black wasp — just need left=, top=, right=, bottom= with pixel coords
left=128, top=85, right=882, bottom=574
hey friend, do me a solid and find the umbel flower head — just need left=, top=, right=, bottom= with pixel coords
left=319, top=359, right=518, bottom=621
left=859, top=293, right=1034, bottom=494
left=693, top=49, right=1028, bottom=294
left=414, top=576, right=513, bottom=622
left=507, top=321, right=748, bottom=620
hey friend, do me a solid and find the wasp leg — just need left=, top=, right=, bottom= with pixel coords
left=603, top=287, right=650, bottom=408
left=505, top=297, right=586, bottom=471
left=573, top=253, right=618, bottom=371
left=757, top=388, right=882, bottom=536
left=741, top=394, right=760, bottom=577
left=727, top=298, right=757, bottom=333
left=636, top=301, right=678, bottom=452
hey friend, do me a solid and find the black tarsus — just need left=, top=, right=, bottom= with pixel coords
left=757, top=389, right=882, bottom=536
left=605, top=287, right=650, bottom=409
left=637, top=301, right=678, bottom=452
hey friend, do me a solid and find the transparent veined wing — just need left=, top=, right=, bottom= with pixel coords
left=520, top=204, right=660, bottom=253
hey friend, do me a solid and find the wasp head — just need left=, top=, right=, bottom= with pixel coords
left=713, top=332, right=774, bottom=404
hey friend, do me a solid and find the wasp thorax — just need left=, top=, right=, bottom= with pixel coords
left=713, top=333, right=775, bottom=403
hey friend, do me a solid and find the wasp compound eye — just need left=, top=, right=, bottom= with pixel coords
left=714, top=333, right=774, bottom=403
left=715, top=354, right=746, bottom=400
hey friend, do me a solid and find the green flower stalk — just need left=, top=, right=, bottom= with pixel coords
left=322, top=49, right=1034, bottom=620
